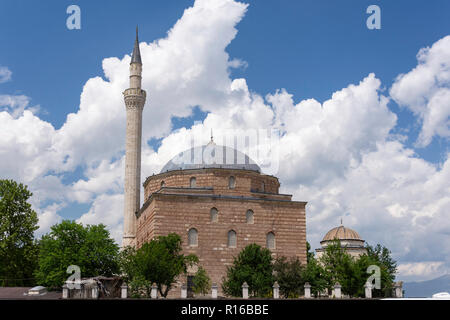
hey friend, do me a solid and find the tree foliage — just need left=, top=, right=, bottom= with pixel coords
left=0, top=179, right=39, bottom=286
left=319, top=240, right=357, bottom=295
left=317, top=240, right=397, bottom=297
left=364, top=243, right=397, bottom=297
left=306, top=242, right=315, bottom=263
left=35, top=220, right=119, bottom=289
left=119, top=233, right=198, bottom=298
left=302, top=255, right=328, bottom=296
left=273, top=256, right=305, bottom=298
left=222, top=244, right=274, bottom=297
left=192, top=266, right=211, bottom=296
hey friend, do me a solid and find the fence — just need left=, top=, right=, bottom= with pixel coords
left=66, top=280, right=403, bottom=299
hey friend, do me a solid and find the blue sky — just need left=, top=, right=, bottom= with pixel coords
left=1, top=0, right=449, bottom=282
left=1, top=1, right=449, bottom=161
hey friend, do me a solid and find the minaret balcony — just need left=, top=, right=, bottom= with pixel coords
left=123, top=88, right=147, bottom=97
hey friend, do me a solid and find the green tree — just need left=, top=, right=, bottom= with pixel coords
left=301, top=255, right=328, bottom=297
left=273, top=256, right=305, bottom=298
left=192, top=266, right=211, bottom=296
left=118, top=245, right=138, bottom=284
left=118, top=246, right=149, bottom=298
left=319, top=240, right=358, bottom=296
left=362, top=243, right=397, bottom=297
left=353, top=254, right=377, bottom=297
left=119, top=233, right=198, bottom=298
left=222, top=244, right=274, bottom=297
left=35, top=220, right=119, bottom=289
left=0, top=179, right=39, bottom=286
left=316, top=240, right=398, bottom=298
left=306, top=242, right=315, bottom=263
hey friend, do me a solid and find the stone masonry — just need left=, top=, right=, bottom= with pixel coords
left=137, top=168, right=307, bottom=296
left=123, top=28, right=146, bottom=248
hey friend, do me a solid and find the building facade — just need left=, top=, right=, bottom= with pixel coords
left=137, top=143, right=307, bottom=295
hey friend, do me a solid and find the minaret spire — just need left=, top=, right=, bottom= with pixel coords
left=207, top=128, right=216, bottom=146
left=123, top=27, right=147, bottom=248
left=131, top=25, right=142, bottom=65
left=129, top=26, right=143, bottom=89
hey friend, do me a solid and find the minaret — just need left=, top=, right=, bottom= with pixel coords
left=123, top=27, right=146, bottom=248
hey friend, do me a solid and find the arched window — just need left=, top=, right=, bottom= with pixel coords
left=229, top=176, right=236, bottom=189
left=266, top=232, right=276, bottom=249
left=261, top=181, right=265, bottom=192
left=161, top=181, right=166, bottom=188
left=246, top=209, right=254, bottom=224
left=210, top=207, right=218, bottom=222
left=190, top=177, right=196, bottom=188
left=228, top=230, right=237, bottom=248
left=188, top=228, right=198, bottom=246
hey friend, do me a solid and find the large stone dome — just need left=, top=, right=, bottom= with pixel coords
left=321, top=225, right=363, bottom=243
left=160, top=142, right=261, bottom=173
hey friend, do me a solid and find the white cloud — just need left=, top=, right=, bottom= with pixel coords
left=0, top=66, right=12, bottom=83
left=0, top=110, right=57, bottom=182
left=49, top=0, right=249, bottom=172
left=397, top=261, right=448, bottom=281
left=29, top=175, right=69, bottom=207
left=71, top=158, right=124, bottom=203
left=77, top=193, right=124, bottom=245
left=35, top=203, right=64, bottom=237
left=266, top=73, right=396, bottom=187
left=296, top=141, right=450, bottom=280
left=0, top=94, right=40, bottom=118
left=390, top=35, right=450, bottom=147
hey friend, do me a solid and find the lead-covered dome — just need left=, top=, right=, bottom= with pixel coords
left=316, top=224, right=367, bottom=258
left=160, top=142, right=261, bottom=173
left=321, top=225, right=363, bottom=243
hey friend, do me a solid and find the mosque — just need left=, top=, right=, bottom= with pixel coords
left=121, top=29, right=364, bottom=296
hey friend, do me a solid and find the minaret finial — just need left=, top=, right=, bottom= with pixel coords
left=340, top=217, right=343, bottom=225
left=207, top=128, right=215, bottom=146
left=131, top=26, right=142, bottom=64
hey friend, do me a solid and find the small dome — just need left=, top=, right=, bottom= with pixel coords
left=160, top=142, right=261, bottom=173
left=321, top=225, right=362, bottom=242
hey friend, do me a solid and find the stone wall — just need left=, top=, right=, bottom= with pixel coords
left=143, top=168, right=281, bottom=200
left=137, top=168, right=307, bottom=297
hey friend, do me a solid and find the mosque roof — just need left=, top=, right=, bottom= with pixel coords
left=321, top=225, right=364, bottom=243
left=160, top=141, right=261, bottom=173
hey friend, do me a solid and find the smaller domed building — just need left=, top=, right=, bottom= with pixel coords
left=315, top=224, right=367, bottom=259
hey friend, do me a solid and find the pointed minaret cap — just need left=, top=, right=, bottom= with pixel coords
left=207, top=128, right=216, bottom=146
left=131, top=26, right=142, bottom=64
